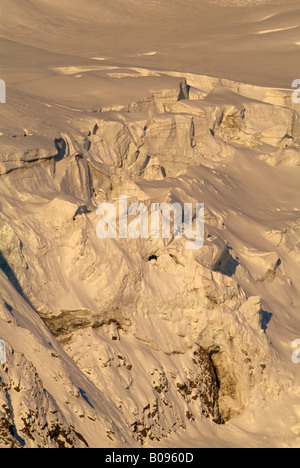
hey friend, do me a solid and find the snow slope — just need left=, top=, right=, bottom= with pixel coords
left=0, top=0, right=300, bottom=448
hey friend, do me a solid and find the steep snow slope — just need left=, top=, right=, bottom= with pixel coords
left=0, top=270, right=137, bottom=448
left=0, top=0, right=300, bottom=448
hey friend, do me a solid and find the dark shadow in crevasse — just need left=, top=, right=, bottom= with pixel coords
left=78, top=388, right=94, bottom=409
left=54, top=138, right=67, bottom=162
left=213, top=246, right=239, bottom=277
left=260, top=309, right=273, bottom=333
left=0, top=251, right=29, bottom=303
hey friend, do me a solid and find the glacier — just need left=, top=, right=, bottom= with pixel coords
left=0, top=0, right=300, bottom=449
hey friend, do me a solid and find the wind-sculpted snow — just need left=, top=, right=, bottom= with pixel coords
left=0, top=270, right=137, bottom=448
left=0, top=71, right=299, bottom=447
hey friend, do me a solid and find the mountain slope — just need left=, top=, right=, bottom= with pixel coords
left=0, top=0, right=300, bottom=448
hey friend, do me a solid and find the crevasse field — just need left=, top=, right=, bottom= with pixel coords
left=0, top=0, right=300, bottom=448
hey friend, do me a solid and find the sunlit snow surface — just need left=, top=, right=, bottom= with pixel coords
left=0, top=0, right=300, bottom=448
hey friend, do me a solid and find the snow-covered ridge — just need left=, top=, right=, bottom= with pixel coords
left=1, top=70, right=300, bottom=447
